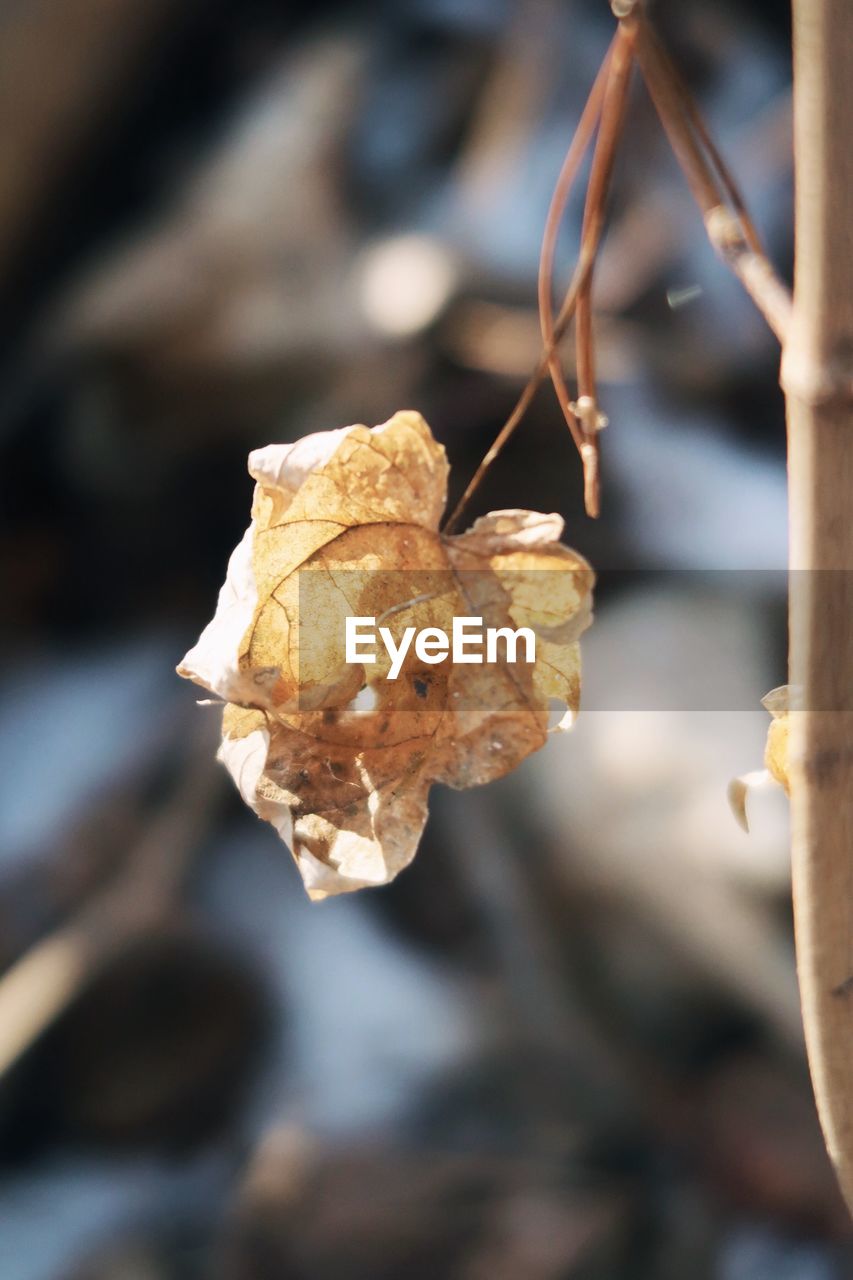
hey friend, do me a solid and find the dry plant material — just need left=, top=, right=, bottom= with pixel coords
left=539, top=23, right=636, bottom=518
left=537, top=43, right=615, bottom=465
left=761, top=684, right=791, bottom=792
left=178, top=411, right=593, bottom=899
left=728, top=685, right=791, bottom=832
left=634, top=21, right=792, bottom=344
left=447, top=0, right=791, bottom=533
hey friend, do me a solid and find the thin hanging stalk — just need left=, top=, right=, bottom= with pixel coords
left=644, top=26, right=763, bottom=256
left=570, top=22, right=636, bottom=516
left=535, top=22, right=635, bottom=519
left=447, top=0, right=792, bottom=536
left=440, top=270, right=587, bottom=535
left=634, top=16, right=792, bottom=342
left=537, top=41, right=616, bottom=461
left=784, top=0, right=853, bottom=1214
left=442, top=55, right=611, bottom=534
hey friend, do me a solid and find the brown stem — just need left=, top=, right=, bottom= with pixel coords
left=441, top=271, right=586, bottom=535
left=784, top=0, right=853, bottom=1215
left=704, top=206, right=794, bottom=344
left=537, top=41, right=615, bottom=459
left=635, top=15, right=792, bottom=343
left=447, top=2, right=793, bottom=535
left=645, top=25, right=763, bottom=256
left=443, top=51, right=615, bottom=535
left=571, top=23, right=636, bottom=516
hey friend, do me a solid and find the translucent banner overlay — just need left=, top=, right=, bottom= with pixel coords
left=293, top=569, right=852, bottom=712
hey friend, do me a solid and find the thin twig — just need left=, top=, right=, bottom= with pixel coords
left=646, top=26, right=764, bottom=256
left=442, top=64, right=613, bottom=534
left=440, top=345, right=555, bottom=535
left=570, top=23, right=636, bottom=516
left=633, top=21, right=718, bottom=212
left=537, top=42, right=615, bottom=461
left=704, top=207, right=794, bottom=344
left=634, top=14, right=792, bottom=342
left=446, top=0, right=792, bottom=533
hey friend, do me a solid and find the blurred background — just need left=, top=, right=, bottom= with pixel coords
left=1, top=0, right=851, bottom=1276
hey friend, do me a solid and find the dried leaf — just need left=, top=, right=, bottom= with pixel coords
left=761, top=684, right=790, bottom=792
left=728, top=684, right=790, bottom=833
left=178, top=411, right=593, bottom=898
